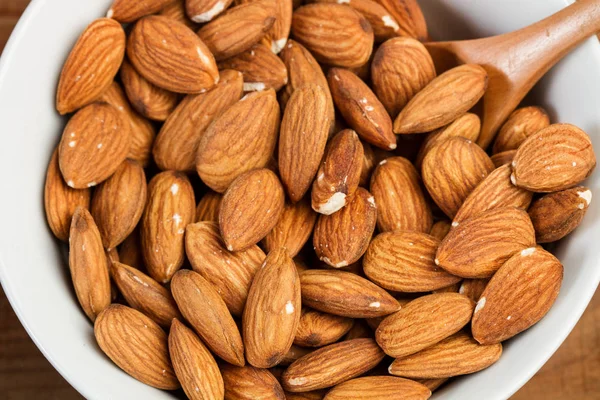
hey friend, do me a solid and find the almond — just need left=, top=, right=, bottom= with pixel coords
left=196, top=90, right=280, bottom=192
left=343, top=320, right=373, bottom=341
left=323, top=376, right=431, bottom=400
left=260, top=0, right=293, bottom=53
left=432, top=282, right=461, bottom=294
left=195, top=191, right=223, bottom=222
left=94, top=304, right=179, bottom=389
left=264, top=198, right=317, bottom=257
left=491, top=150, right=517, bottom=168
left=58, top=103, right=131, bottom=189
left=459, top=278, right=489, bottom=302
left=119, top=228, right=145, bottom=271
left=376, top=293, right=474, bottom=358
left=291, top=4, right=374, bottom=68
left=300, top=269, right=400, bottom=318
left=186, top=0, right=233, bottom=22
left=154, top=69, right=243, bottom=172
left=492, top=106, right=550, bottom=154
left=243, top=248, right=301, bottom=367
left=370, top=157, right=432, bottom=233
left=279, top=84, right=331, bottom=202
left=313, top=188, right=377, bottom=268
left=472, top=247, right=563, bottom=344
left=453, top=163, right=532, bottom=223
left=69, top=208, right=111, bottom=321
left=285, top=391, right=327, bottom=400
left=417, top=379, right=447, bottom=392
left=312, top=130, right=364, bottom=215
left=44, top=150, right=91, bottom=241
left=511, top=123, right=596, bottom=192
left=359, top=142, right=377, bottom=186
left=141, top=171, right=196, bottom=283
left=388, top=332, right=502, bottom=379
left=363, top=231, right=460, bottom=292
left=171, top=269, right=245, bottom=366
left=128, top=16, right=219, bottom=93
left=219, top=168, right=285, bottom=251
left=281, top=345, right=315, bottom=366
left=294, top=308, right=354, bottom=347
left=282, top=338, right=385, bottom=392
left=429, top=220, right=451, bottom=241
left=91, top=159, right=147, bottom=249
left=185, top=221, right=265, bottom=316
left=372, top=0, right=427, bottom=40
left=393, top=64, right=488, bottom=134
left=328, top=68, right=396, bottom=150
left=56, top=18, right=125, bottom=114
left=528, top=186, right=591, bottom=243
left=107, top=0, right=174, bottom=22
left=435, top=207, right=536, bottom=278
left=371, top=37, right=435, bottom=118
left=421, top=137, right=494, bottom=218
left=221, top=364, right=285, bottom=399
left=159, top=0, right=201, bottom=29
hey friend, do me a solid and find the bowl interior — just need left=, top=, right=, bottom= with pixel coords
left=0, top=0, right=599, bottom=399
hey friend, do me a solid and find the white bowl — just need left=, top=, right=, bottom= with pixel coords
left=0, top=0, right=598, bottom=399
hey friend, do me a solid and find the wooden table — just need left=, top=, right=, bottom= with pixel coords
left=0, top=1, right=598, bottom=399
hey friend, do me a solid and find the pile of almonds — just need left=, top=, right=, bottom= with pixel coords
left=43, top=0, right=596, bottom=398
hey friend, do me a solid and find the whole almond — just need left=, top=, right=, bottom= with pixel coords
left=300, top=269, right=400, bottom=318
left=394, top=64, right=488, bottom=134
left=107, top=0, right=174, bottom=22
left=370, top=157, right=432, bottom=233
left=279, top=84, right=331, bottom=202
left=171, top=269, right=245, bottom=366
left=186, top=0, right=233, bottom=22
left=128, top=16, right=219, bottom=93
left=141, top=171, right=196, bottom=283
left=219, top=168, right=285, bottom=251
left=195, top=191, right=223, bottom=222
left=69, top=208, right=111, bottom=321
left=119, top=228, right=145, bottom=271
left=373, top=0, right=427, bottom=40
left=294, top=308, right=354, bottom=347
left=196, top=90, right=280, bottom=192
left=94, top=304, right=179, bottom=389
left=91, top=159, right=147, bottom=249
left=435, top=207, right=536, bottom=278
left=282, top=338, right=385, bottom=392
left=363, top=231, right=460, bottom=292
left=313, top=188, right=377, bottom=268
left=528, top=186, right=591, bottom=243
left=44, top=150, right=91, bottom=241
left=472, top=247, right=563, bottom=344
left=459, top=278, right=489, bottom=302
left=376, top=293, right=474, bottom=358
left=324, top=376, right=431, bottom=400
left=491, top=150, right=517, bottom=168
left=388, top=332, right=502, bottom=379
left=429, top=220, right=451, bottom=241
left=371, top=37, right=436, bottom=118
left=58, top=103, right=131, bottom=189
left=221, top=364, right=285, bottom=400
left=264, top=198, right=317, bottom=257
left=492, top=106, right=550, bottom=153
left=422, top=137, right=494, bottom=218
left=169, top=319, right=224, bottom=400
left=154, top=69, right=243, bottom=172
left=291, top=4, right=374, bottom=68
left=260, top=0, right=293, bottom=53
left=511, top=123, right=596, bottom=192
left=56, top=18, right=125, bottom=114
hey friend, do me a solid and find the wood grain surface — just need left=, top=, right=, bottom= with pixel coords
left=0, top=1, right=598, bottom=399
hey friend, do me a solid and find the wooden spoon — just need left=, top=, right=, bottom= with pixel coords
left=425, top=0, right=600, bottom=149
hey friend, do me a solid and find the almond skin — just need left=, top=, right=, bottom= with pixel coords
left=459, top=278, right=489, bottom=302
left=264, top=198, right=317, bottom=257
left=44, top=150, right=91, bottom=241
left=154, top=69, right=243, bottom=172
left=373, top=0, right=428, bottom=40
left=186, top=0, right=233, bottom=22
left=69, top=208, right=111, bottom=321
left=472, top=247, right=563, bottom=345
left=370, top=157, right=432, bottom=233
left=429, top=220, right=451, bottom=241
left=511, top=123, right=596, bottom=192
left=294, top=308, right=354, bottom=348
left=422, top=137, right=494, bottom=218
left=91, top=159, right=147, bottom=249
left=323, top=376, right=431, bottom=400
left=291, top=3, right=374, bottom=68
left=328, top=68, right=396, bottom=150
left=313, top=188, right=377, bottom=268
left=371, top=37, right=436, bottom=118
left=169, top=319, right=224, bottom=400
left=376, top=293, right=474, bottom=358
left=171, top=269, right=245, bottom=366
left=388, top=332, right=502, bottom=379
left=528, top=186, right=591, bottom=243
left=58, top=103, right=131, bottom=189
left=279, top=84, right=331, bottom=202
left=393, top=64, right=488, bottom=134
left=281, top=345, right=315, bottom=367
left=56, top=18, right=125, bottom=114
left=435, top=207, right=536, bottom=278
left=119, top=228, right=145, bottom=271
left=128, top=16, right=219, bottom=93
left=221, top=364, right=286, bottom=400
left=258, top=0, right=293, bottom=53
left=141, top=171, right=196, bottom=283
left=94, top=304, right=179, bottom=389
left=300, top=269, right=400, bottom=318
left=195, top=191, right=223, bottom=222
left=492, top=106, right=550, bottom=154
left=219, top=168, right=285, bottom=251
left=107, top=0, right=174, bottom=22
left=160, top=0, right=201, bottom=29
left=196, top=90, right=280, bottom=193
left=282, top=338, right=385, bottom=392
left=363, top=231, right=460, bottom=292
left=491, top=150, right=517, bottom=168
